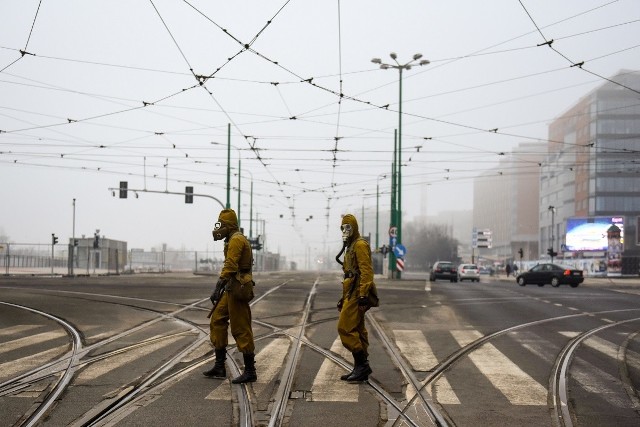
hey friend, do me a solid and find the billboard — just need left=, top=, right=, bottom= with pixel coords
left=565, top=216, right=624, bottom=252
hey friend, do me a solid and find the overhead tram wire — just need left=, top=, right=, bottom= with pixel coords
left=0, top=0, right=41, bottom=73
left=330, top=0, right=346, bottom=206
left=518, top=0, right=640, bottom=96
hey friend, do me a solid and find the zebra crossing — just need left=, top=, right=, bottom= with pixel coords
left=0, top=324, right=634, bottom=408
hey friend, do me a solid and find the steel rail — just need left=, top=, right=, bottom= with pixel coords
left=551, top=316, right=640, bottom=427
left=367, top=312, right=447, bottom=427
left=398, top=307, right=640, bottom=424
left=0, top=302, right=83, bottom=427
left=267, top=278, right=319, bottom=427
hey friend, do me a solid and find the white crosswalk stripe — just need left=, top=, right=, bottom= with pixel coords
left=0, top=347, right=68, bottom=382
left=0, top=324, right=41, bottom=337
left=0, top=331, right=68, bottom=356
left=207, top=337, right=291, bottom=401
left=309, top=338, right=358, bottom=402
left=76, top=335, right=185, bottom=382
left=392, top=329, right=460, bottom=404
left=393, top=330, right=437, bottom=372
left=451, top=330, right=547, bottom=405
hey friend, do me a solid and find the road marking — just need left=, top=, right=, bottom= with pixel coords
left=205, top=379, right=231, bottom=400
left=451, top=330, right=547, bottom=405
left=0, top=331, right=68, bottom=355
left=0, top=347, right=67, bottom=381
left=393, top=330, right=437, bottom=372
left=76, top=335, right=185, bottom=382
left=522, top=330, right=632, bottom=409
left=431, top=376, right=460, bottom=404
left=309, top=337, right=358, bottom=402
left=251, top=337, right=291, bottom=397
left=0, top=324, right=41, bottom=337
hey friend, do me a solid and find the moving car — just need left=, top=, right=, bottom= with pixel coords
left=457, top=264, right=480, bottom=282
left=516, top=263, right=584, bottom=287
left=429, top=261, right=458, bottom=282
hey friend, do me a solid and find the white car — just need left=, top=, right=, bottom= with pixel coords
left=457, top=264, right=480, bottom=282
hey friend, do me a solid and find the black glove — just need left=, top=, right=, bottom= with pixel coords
left=337, top=298, right=344, bottom=312
left=358, top=296, right=370, bottom=312
left=210, top=278, right=226, bottom=305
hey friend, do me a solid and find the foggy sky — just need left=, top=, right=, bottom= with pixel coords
left=1, top=0, right=639, bottom=266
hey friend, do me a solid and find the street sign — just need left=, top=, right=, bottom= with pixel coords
left=393, top=244, right=406, bottom=258
left=396, top=258, right=404, bottom=271
left=389, top=226, right=397, bottom=237
left=472, top=228, right=492, bottom=249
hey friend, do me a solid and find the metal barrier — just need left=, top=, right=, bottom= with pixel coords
left=1, top=243, right=283, bottom=276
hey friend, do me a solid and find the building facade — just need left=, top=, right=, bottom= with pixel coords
left=473, top=142, right=546, bottom=264
left=541, top=70, right=640, bottom=274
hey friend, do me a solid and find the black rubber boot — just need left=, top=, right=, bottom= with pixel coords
left=203, top=348, right=227, bottom=378
left=232, top=352, right=257, bottom=384
left=340, top=367, right=354, bottom=381
left=346, top=350, right=372, bottom=383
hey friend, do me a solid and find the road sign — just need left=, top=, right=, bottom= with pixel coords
left=472, top=228, right=492, bottom=249
left=393, top=244, right=406, bottom=258
left=396, top=258, right=404, bottom=271
left=389, top=226, right=397, bottom=238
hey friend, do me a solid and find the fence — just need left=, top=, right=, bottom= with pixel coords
left=1, top=243, right=283, bottom=276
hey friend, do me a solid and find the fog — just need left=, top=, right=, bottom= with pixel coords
left=1, top=0, right=639, bottom=267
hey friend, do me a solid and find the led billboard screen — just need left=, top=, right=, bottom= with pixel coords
left=565, top=216, right=624, bottom=252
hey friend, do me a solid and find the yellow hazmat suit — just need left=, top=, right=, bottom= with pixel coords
left=337, top=214, right=374, bottom=353
left=209, top=209, right=255, bottom=354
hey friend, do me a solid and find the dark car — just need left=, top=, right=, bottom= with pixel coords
left=516, top=263, right=584, bottom=287
left=429, top=261, right=458, bottom=282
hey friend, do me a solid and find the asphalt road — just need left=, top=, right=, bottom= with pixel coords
left=1, top=271, right=639, bottom=426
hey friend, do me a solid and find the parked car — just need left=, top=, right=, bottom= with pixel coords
left=457, top=264, right=480, bottom=282
left=516, top=263, right=584, bottom=287
left=429, top=261, right=458, bottom=282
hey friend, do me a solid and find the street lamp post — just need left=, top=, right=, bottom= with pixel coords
left=376, top=173, right=388, bottom=249
left=548, top=205, right=556, bottom=262
left=372, top=52, right=429, bottom=279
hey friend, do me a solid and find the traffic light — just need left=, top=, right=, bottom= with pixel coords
left=249, top=236, right=262, bottom=250
left=73, top=239, right=79, bottom=247
left=185, top=186, right=193, bottom=204
left=518, top=248, right=523, bottom=259
left=547, top=247, right=557, bottom=258
left=119, top=181, right=128, bottom=198
left=51, top=234, right=58, bottom=245
left=93, top=234, right=100, bottom=249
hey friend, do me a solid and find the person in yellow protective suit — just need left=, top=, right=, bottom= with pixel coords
left=203, top=208, right=257, bottom=384
left=336, top=213, right=377, bottom=382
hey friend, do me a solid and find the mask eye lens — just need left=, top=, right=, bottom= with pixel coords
left=214, top=222, right=222, bottom=230
left=341, top=224, right=351, bottom=232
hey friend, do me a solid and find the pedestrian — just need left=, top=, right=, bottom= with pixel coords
left=513, top=263, right=519, bottom=276
left=335, top=214, right=379, bottom=382
left=203, top=208, right=257, bottom=384
left=505, top=263, right=512, bottom=277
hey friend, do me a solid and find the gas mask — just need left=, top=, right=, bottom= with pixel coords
left=212, top=222, right=229, bottom=241
left=341, top=224, right=352, bottom=242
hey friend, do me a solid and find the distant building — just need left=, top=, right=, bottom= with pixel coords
left=473, top=142, right=546, bottom=263
left=542, top=70, right=640, bottom=274
left=71, top=235, right=127, bottom=274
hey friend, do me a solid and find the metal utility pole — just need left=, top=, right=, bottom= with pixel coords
left=372, top=53, right=429, bottom=279
left=226, top=123, right=231, bottom=209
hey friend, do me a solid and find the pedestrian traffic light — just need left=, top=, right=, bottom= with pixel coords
left=52, top=234, right=58, bottom=245
left=547, top=247, right=557, bottom=258
left=518, top=248, right=523, bottom=259
left=119, top=181, right=128, bottom=198
left=185, top=186, right=193, bottom=204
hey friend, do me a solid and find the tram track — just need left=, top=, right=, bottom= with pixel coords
left=395, top=307, right=640, bottom=426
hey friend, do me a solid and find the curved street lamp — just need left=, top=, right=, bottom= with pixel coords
left=371, top=53, right=429, bottom=278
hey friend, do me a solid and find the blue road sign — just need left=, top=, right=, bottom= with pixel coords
left=393, top=244, right=406, bottom=258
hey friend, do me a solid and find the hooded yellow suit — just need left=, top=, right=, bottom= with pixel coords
left=209, top=209, right=255, bottom=354
left=337, top=214, right=374, bottom=354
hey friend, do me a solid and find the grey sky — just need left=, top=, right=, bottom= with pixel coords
left=1, top=0, right=639, bottom=265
